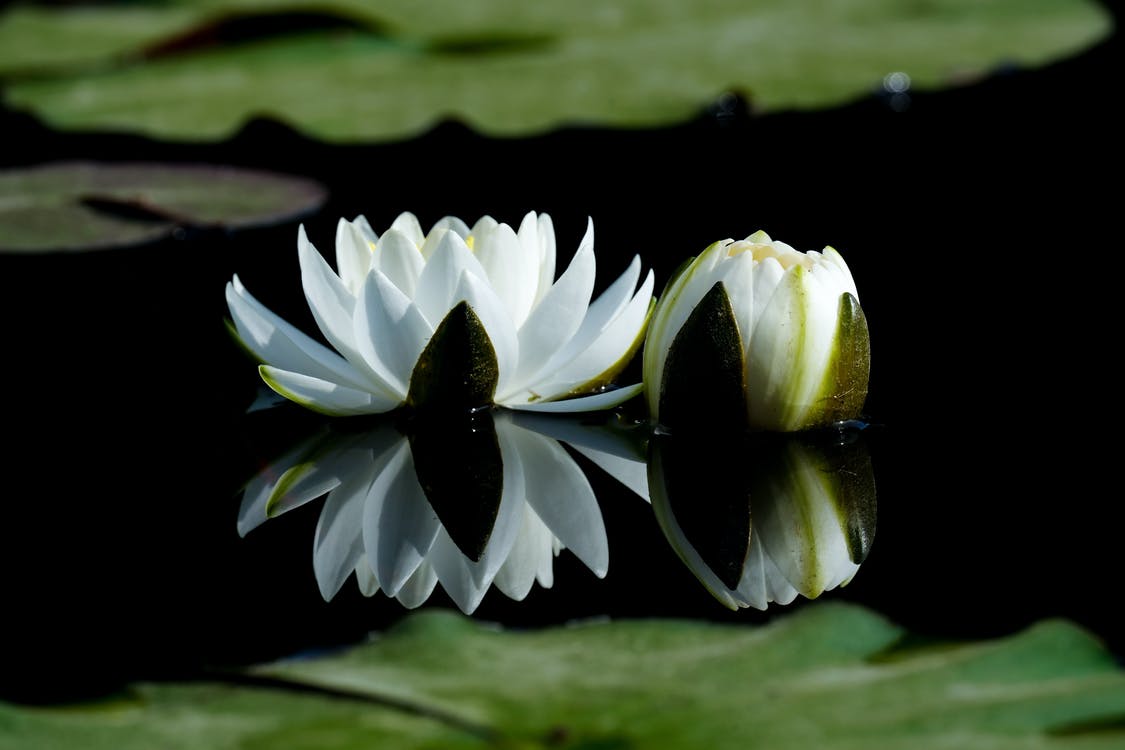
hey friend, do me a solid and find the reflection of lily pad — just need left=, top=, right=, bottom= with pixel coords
left=0, top=161, right=327, bottom=253
left=0, top=0, right=1110, bottom=142
left=3, top=603, right=1124, bottom=749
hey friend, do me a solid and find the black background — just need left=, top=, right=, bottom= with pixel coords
left=2, top=1, right=1121, bottom=704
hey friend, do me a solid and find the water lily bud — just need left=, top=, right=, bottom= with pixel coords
left=644, top=231, right=869, bottom=433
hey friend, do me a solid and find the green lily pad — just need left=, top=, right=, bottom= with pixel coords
left=3, top=603, right=1124, bottom=749
left=0, top=0, right=1110, bottom=142
left=0, top=161, right=328, bottom=253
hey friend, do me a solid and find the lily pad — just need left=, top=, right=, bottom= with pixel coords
left=0, top=161, right=328, bottom=253
left=3, top=603, right=1124, bottom=749
left=0, top=0, right=1110, bottom=142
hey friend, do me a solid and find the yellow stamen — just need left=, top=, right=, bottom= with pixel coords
left=727, top=232, right=813, bottom=270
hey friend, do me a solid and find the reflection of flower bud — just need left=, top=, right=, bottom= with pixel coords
left=648, top=428, right=876, bottom=610
left=643, top=231, right=870, bottom=433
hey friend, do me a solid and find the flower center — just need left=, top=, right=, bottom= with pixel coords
left=726, top=232, right=813, bottom=270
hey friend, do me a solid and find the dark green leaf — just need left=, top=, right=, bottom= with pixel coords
left=659, top=281, right=748, bottom=434
left=0, top=0, right=1109, bottom=142
left=811, top=292, right=871, bottom=427
left=0, top=161, right=327, bottom=253
left=407, top=411, right=503, bottom=562
left=6, top=603, right=1124, bottom=749
left=407, top=301, right=500, bottom=413
left=648, top=433, right=753, bottom=589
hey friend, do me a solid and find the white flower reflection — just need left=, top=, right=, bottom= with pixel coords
left=237, top=409, right=620, bottom=614
left=645, top=426, right=877, bottom=610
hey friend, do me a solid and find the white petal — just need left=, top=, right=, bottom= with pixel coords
left=299, top=227, right=401, bottom=396
left=571, top=446, right=650, bottom=503
left=362, top=441, right=441, bottom=597
left=389, top=211, right=425, bottom=246
left=236, top=428, right=329, bottom=537
left=260, top=365, right=401, bottom=416
left=821, top=246, right=860, bottom=298
left=414, top=230, right=491, bottom=327
left=474, top=425, right=528, bottom=583
left=733, top=534, right=769, bottom=611
left=354, top=558, right=381, bottom=598
left=354, top=270, right=432, bottom=396
left=756, top=453, right=852, bottom=599
left=507, top=411, right=650, bottom=499
left=507, top=411, right=645, bottom=461
left=467, top=215, right=498, bottom=238
left=524, top=212, right=557, bottom=305
left=453, top=269, right=520, bottom=396
left=427, top=532, right=492, bottom=615
left=513, top=266, right=653, bottom=401
left=506, top=382, right=643, bottom=413
left=493, top=506, right=553, bottom=601
left=432, top=215, right=472, bottom=240
left=335, top=218, right=373, bottom=296
left=298, top=226, right=356, bottom=346
left=372, top=229, right=425, bottom=298
left=510, top=424, right=608, bottom=577
left=312, top=469, right=375, bottom=602
left=714, top=251, right=756, bottom=353
left=226, top=276, right=372, bottom=392
left=760, top=537, right=801, bottom=606
left=263, top=461, right=341, bottom=521
left=642, top=240, right=730, bottom=418
left=394, top=561, right=439, bottom=609
left=745, top=264, right=836, bottom=430
left=509, top=217, right=596, bottom=388
left=475, top=220, right=537, bottom=328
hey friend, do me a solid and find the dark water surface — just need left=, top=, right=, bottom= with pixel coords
left=2, top=17, right=1121, bottom=705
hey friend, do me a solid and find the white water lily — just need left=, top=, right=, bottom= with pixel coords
left=237, top=411, right=610, bottom=614
left=226, top=211, right=655, bottom=416
left=643, top=230, right=869, bottom=433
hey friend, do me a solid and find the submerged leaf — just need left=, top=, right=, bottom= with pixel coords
left=3, top=603, right=1124, bottom=749
left=0, top=161, right=327, bottom=253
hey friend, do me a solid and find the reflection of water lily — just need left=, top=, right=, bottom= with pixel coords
left=647, top=427, right=876, bottom=610
left=226, top=211, right=654, bottom=416
left=643, top=230, right=869, bottom=432
left=238, top=410, right=611, bottom=614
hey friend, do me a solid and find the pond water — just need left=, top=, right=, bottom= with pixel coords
left=1, top=25, right=1121, bottom=712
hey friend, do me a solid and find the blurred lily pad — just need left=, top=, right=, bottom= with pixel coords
left=2, top=603, right=1124, bottom=749
left=0, top=161, right=327, bottom=253
left=0, top=0, right=1110, bottom=142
